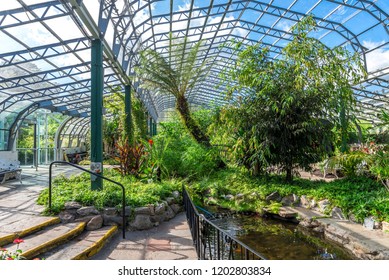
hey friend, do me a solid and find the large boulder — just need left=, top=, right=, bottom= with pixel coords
left=103, top=214, right=124, bottom=226
left=170, top=204, right=182, bottom=214
left=64, top=201, right=82, bottom=210
left=103, top=207, right=118, bottom=216
left=86, top=215, right=103, bottom=230
left=266, top=191, right=282, bottom=202
left=164, top=205, right=176, bottom=221
left=129, top=214, right=153, bottom=230
left=331, top=207, right=346, bottom=220
left=281, top=194, right=299, bottom=206
left=318, top=199, right=331, bottom=213
left=59, top=210, right=76, bottom=223
left=134, top=206, right=152, bottom=215
left=155, top=203, right=166, bottom=215
left=300, top=195, right=311, bottom=208
left=172, top=191, right=181, bottom=200
left=76, top=206, right=99, bottom=216
left=165, top=197, right=175, bottom=205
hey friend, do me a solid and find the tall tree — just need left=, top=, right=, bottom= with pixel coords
left=219, top=16, right=366, bottom=181
left=135, top=36, right=211, bottom=147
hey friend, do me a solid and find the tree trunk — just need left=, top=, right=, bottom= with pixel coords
left=176, top=94, right=211, bottom=147
left=286, top=167, right=293, bottom=182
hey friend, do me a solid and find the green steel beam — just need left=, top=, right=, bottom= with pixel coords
left=125, top=84, right=133, bottom=144
left=90, top=39, right=103, bottom=190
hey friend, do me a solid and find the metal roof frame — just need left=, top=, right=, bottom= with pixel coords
left=0, top=0, right=388, bottom=150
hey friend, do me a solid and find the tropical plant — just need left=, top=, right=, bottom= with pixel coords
left=135, top=36, right=211, bottom=147
left=218, top=16, right=366, bottom=181
left=114, top=138, right=148, bottom=177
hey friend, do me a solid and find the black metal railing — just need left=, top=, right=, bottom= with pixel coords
left=183, top=186, right=266, bottom=260
left=49, top=161, right=126, bottom=238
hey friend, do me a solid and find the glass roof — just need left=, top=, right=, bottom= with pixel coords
left=0, top=0, right=388, bottom=126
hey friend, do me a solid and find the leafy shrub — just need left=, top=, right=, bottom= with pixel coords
left=152, top=119, right=219, bottom=179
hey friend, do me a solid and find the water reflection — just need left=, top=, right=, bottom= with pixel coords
left=211, top=215, right=355, bottom=260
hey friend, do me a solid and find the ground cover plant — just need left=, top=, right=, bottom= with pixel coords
left=188, top=167, right=389, bottom=223
left=37, top=168, right=182, bottom=214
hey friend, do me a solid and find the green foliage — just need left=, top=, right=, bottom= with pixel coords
left=37, top=169, right=182, bottom=214
left=151, top=117, right=219, bottom=179
left=103, top=88, right=148, bottom=156
left=327, top=151, right=370, bottom=177
left=218, top=15, right=366, bottom=181
left=188, top=168, right=389, bottom=223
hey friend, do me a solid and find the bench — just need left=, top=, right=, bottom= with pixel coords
left=0, top=169, right=22, bottom=184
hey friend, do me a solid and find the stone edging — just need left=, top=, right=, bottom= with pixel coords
left=58, top=190, right=183, bottom=231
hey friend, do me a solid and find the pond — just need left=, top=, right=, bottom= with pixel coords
left=210, top=214, right=355, bottom=260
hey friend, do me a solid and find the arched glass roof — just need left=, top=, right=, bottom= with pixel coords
left=0, top=0, right=388, bottom=134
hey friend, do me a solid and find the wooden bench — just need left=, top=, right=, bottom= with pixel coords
left=0, top=169, right=22, bottom=184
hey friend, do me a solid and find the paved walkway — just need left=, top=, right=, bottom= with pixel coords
left=92, top=212, right=198, bottom=260
left=0, top=165, right=197, bottom=260
left=0, top=165, right=81, bottom=235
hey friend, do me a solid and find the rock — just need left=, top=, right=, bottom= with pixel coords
left=382, top=221, right=389, bottom=233
left=281, top=194, right=299, bottom=206
left=103, top=214, right=124, bottom=226
left=164, top=206, right=176, bottom=221
left=299, top=219, right=320, bottom=229
left=172, top=191, right=181, bottom=199
left=59, top=210, right=76, bottom=223
left=266, top=191, right=281, bottom=202
left=165, top=197, right=175, bottom=205
left=134, top=206, right=151, bottom=215
left=118, top=206, right=131, bottom=217
left=225, top=194, right=234, bottom=201
left=348, top=213, right=359, bottom=223
left=148, top=204, right=155, bottom=216
left=206, top=197, right=217, bottom=205
left=130, top=214, right=153, bottom=230
left=374, top=220, right=382, bottom=230
left=235, top=193, right=244, bottom=200
left=363, top=216, right=375, bottom=230
left=103, top=207, right=117, bottom=216
left=76, top=206, right=99, bottom=216
left=300, top=195, right=311, bottom=208
left=86, top=215, right=103, bottom=230
left=331, top=207, right=346, bottom=220
left=75, top=215, right=94, bottom=223
left=170, top=204, right=182, bottom=214
left=318, top=199, right=331, bottom=213
left=310, top=199, right=317, bottom=208
left=64, top=201, right=82, bottom=210
left=150, top=214, right=165, bottom=224
left=155, top=203, right=166, bottom=215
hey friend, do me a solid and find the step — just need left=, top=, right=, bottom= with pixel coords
left=39, top=225, right=118, bottom=260
left=4, top=222, right=86, bottom=259
left=0, top=217, right=60, bottom=247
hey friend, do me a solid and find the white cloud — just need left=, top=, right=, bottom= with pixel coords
left=363, top=40, right=389, bottom=72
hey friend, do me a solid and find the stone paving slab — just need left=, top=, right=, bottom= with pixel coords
left=5, top=222, right=86, bottom=259
left=41, top=225, right=118, bottom=260
left=92, top=212, right=198, bottom=260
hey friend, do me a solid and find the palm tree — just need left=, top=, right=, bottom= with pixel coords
left=135, top=36, right=211, bottom=147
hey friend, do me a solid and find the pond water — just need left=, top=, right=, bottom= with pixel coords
left=211, top=214, right=355, bottom=260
